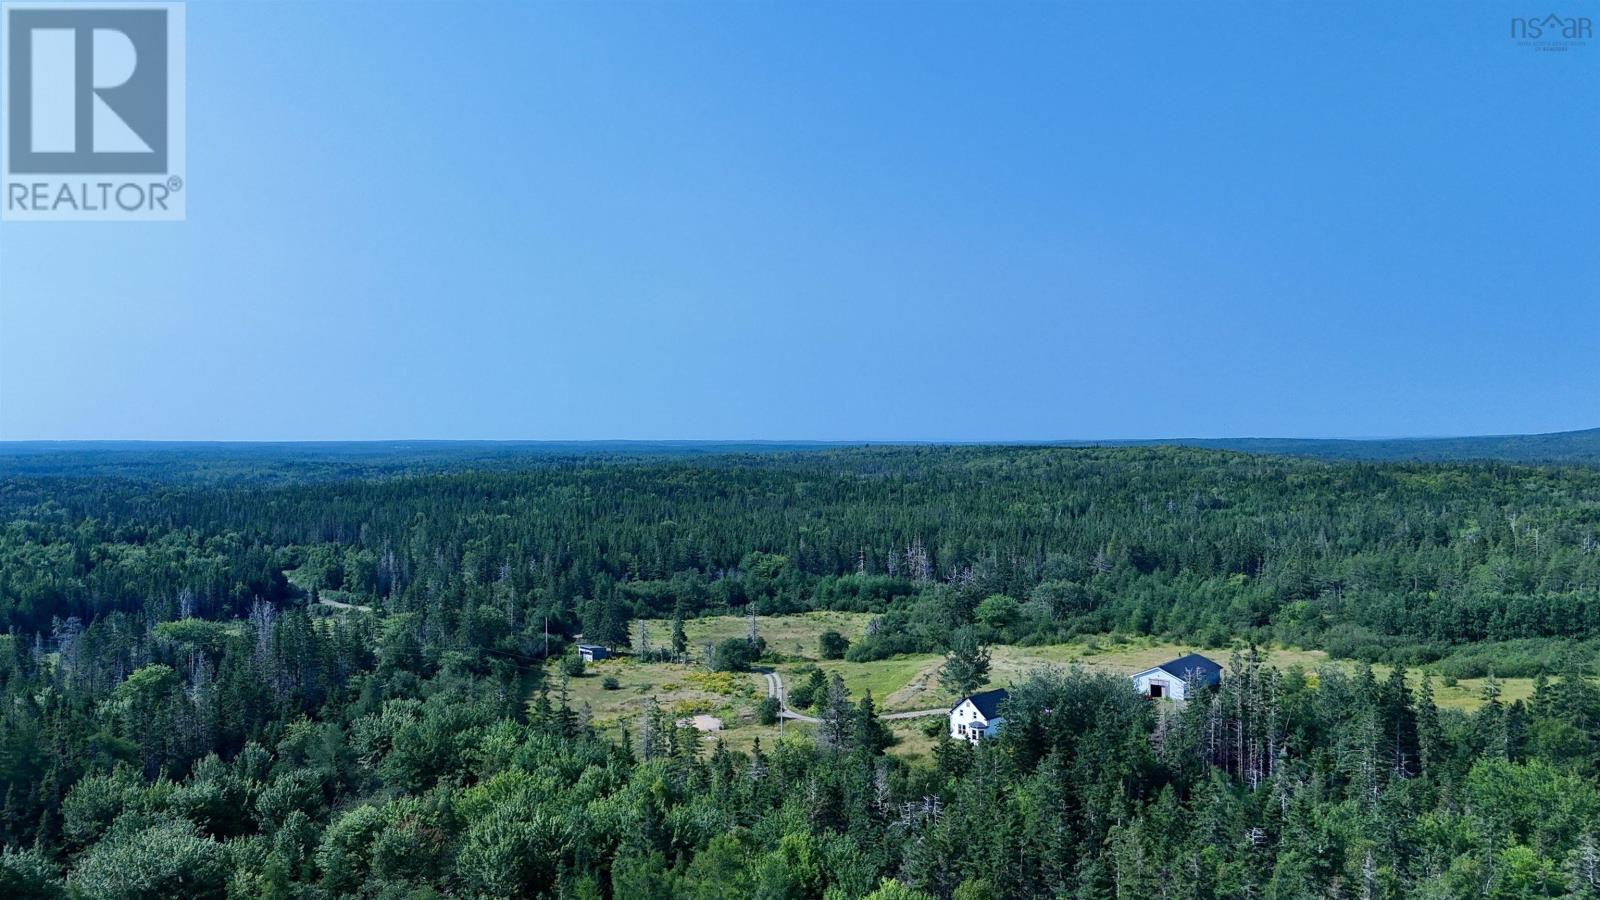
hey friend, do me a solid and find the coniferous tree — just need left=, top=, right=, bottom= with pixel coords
left=670, top=601, right=688, bottom=662
left=8, top=444, right=1600, bottom=897
left=1378, top=663, right=1419, bottom=779
left=1477, top=674, right=1508, bottom=759
left=1416, top=672, right=1442, bottom=777
left=938, top=627, right=990, bottom=698
left=851, top=691, right=892, bottom=755
left=818, top=674, right=853, bottom=752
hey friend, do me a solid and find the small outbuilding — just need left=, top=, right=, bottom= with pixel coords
left=949, top=688, right=1009, bottom=742
left=577, top=644, right=609, bottom=663
left=1132, top=653, right=1222, bottom=701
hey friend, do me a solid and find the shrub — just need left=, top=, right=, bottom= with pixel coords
left=1431, top=638, right=1585, bottom=680
left=684, top=671, right=751, bottom=696
left=787, top=681, right=815, bottom=710
left=788, top=666, right=824, bottom=709
left=561, top=652, right=585, bottom=678
left=151, top=619, right=233, bottom=657
left=1321, top=623, right=1401, bottom=663
left=844, top=627, right=924, bottom=662
left=601, top=676, right=620, bottom=691
left=672, top=699, right=714, bottom=718
left=756, top=697, right=781, bottom=725
left=974, top=594, right=1020, bottom=630
left=710, top=638, right=759, bottom=673
left=819, top=630, right=850, bottom=660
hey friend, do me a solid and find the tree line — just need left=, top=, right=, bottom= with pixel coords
left=1, top=445, right=1599, bottom=896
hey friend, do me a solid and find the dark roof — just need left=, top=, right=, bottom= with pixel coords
left=576, top=643, right=606, bottom=652
left=1154, top=653, right=1222, bottom=686
left=956, top=688, right=1010, bottom=719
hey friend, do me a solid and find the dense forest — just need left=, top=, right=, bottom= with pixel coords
left=2, top=444, right=1599, bottom=898
left=1104, top=427, right=1600, bottom=466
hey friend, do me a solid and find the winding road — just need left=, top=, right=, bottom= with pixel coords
left=761, top=669, right=947, bottom=724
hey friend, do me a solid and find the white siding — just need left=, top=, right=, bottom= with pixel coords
left=949, top=700, right=1004, bottom=742
left=1133, top=669, right=1186, bottom=701
left=949, top=699, right=978, bottom=740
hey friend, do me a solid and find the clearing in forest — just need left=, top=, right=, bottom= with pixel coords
left=640, top=612, right=1531, bottom=715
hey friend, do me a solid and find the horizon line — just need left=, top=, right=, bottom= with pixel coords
left=2, top=427, right=1595, bottom=448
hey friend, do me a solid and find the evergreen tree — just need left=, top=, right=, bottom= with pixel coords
left=938, top=627, right=990, bottom=698
left=819, top=674, right=853, bottom=752
left=671, top=602, right=688, bottom=661
left=1378, top=663, right=1419, bottom=779
left=1416, top=672, right=1442, bottom=776
left=1477, top=674, right=1508, bottom=759
left=852, top=691, right=892, bottom=755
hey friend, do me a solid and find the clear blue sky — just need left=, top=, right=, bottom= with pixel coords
left=2, top=1, right=1596, bottom=441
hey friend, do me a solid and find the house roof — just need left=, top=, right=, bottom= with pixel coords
left=955, top=688, right=1009, bottom=719
left=576, top=643, right=606, bottom=652
left=1142, top=653, right=1222, bottom=686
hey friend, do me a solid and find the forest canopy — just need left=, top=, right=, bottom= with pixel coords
left=2, top=444, right=1599, bottom=898
left=5, top=445, right=1598, bottom=658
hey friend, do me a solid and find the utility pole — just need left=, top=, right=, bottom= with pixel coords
left=544, top=617, right=549, bottom=658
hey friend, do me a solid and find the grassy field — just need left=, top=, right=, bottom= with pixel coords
left=597, top=612, right=1532, bottom=765
left=516, top=600, right=1541, bottom=779
left=642, top=612, right=1534, bottom=715
left=559, top=655, right=766, bottom=730
left=275, top=592, right=1526, bottom=715
left=553, top=653, right=846, bottom=757
left=1358, top=667, right=1533, bottom=711
left=642, top=610, right=877, bottom=659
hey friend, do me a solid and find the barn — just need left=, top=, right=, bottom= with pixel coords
left=1132, top=653, right=1222, bottom=701
left=949, top=688, right=1009, bottom=742
left=577, top=643, right=609, bottom=662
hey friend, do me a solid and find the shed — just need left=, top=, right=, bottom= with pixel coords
left=1132, top=653, right=1222, bottom=701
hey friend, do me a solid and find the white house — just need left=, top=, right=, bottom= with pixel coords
left=1132, top=653, right=1222, bottom=701
left=949, top=688, right=1009, bottom=742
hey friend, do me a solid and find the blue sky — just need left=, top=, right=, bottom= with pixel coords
left=1, top=1, right=1596, bottom=441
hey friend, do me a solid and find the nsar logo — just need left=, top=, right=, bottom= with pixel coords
left=1510, top=12, right=1593, bottom=52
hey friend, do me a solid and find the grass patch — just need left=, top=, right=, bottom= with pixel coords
left=883, top=719, right=941, bottom=763
left=558, top=656, right=767, bottom=732
left=639, top=611, right=878, bottom=661
left=563, top=617, right=1529, bottom=765
left=783, top=654, right=943, bottom=712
